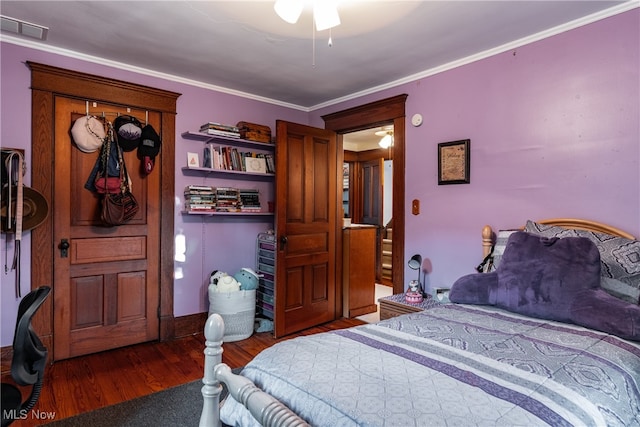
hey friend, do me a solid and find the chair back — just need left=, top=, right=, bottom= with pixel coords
left=11, top=286, right=51, bottom=386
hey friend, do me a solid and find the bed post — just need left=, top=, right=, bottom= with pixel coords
left=200, top=314, right=224, bottom=427
left=482, top=225, right=494, bottom=258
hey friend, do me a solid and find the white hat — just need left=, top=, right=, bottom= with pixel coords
left=71, top=116, right=105, bottom=153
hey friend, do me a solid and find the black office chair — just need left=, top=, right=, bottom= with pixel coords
left=1, top=286, right=51, bottom=427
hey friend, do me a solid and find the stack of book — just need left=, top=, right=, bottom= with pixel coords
left=214, top=187, right=240, bottom=212
left=199, top=122, right=240, bottom=138
left=239, top=189, right=261, bottom=212
left=184, top=185, right=215, bottom=212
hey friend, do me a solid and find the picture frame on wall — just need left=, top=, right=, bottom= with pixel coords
left=438, top=139, right=470, bottom=185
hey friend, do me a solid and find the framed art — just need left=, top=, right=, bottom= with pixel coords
left=187, top=152, right=200, bottom=168
left=438, top=139, right=470, bottom=185
left=244, top=157, right=267, bottom=173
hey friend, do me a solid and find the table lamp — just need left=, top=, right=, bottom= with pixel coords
left=406, top=254, right=423, bottom=303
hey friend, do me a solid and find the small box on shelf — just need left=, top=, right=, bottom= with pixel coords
left=237, top=121, right=272, bottom=144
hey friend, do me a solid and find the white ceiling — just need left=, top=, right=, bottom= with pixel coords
left=1, top=1, right=635, bottom=113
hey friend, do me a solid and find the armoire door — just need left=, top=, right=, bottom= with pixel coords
left=52, top=97, right=161, bottom=360
left=274, top=120, right=338, bottom=337
left=361, top=158, right=384, bottom=282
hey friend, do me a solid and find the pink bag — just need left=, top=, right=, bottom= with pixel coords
left=95, top=176, right=122, bottom=194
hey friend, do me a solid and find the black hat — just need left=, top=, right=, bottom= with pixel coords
left=113, top=115, right=142, bottom=151
left=138, top=124, right=161, bottom=174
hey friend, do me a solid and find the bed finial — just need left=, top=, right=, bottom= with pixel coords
left=482, top=225, right=494, bottom=258
left=200, top=314, right=225, bottom=427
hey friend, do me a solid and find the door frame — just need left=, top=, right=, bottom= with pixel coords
left=27, top=62, right=180, bottom=351
left=322, top=94, right=408, bottom=301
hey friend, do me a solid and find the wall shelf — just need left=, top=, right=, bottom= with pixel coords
left=181, top=131, right=275, bottom=151
left=181, top=166, right=274, bottom=180
left=182, top=210, right=274, bottom=216
left=182, top=129, right=275, bottom=217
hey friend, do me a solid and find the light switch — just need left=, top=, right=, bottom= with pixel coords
left=412, top=199, right=420, bottom=215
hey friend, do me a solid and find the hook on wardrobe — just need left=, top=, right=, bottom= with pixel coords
left=76, top=101, right=149, bottom=125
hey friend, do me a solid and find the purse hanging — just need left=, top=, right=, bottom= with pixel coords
left=95, top=128, right=123, bottom=194
left=100, top=125, right=139, bottom=226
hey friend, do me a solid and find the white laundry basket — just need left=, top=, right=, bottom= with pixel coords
left=208, top=289, right=256, bottom=342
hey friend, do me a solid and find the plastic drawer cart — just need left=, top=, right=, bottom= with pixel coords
left=256, top=231, right=276, bottom=320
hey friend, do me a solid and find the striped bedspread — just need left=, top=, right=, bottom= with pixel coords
left=220, top=305, right=640, bottom=426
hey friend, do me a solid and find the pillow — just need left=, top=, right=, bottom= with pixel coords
left=525, top=220, right=640, bottom=304
left=452, top=231, right=601, bottom=322
left=450, top=231, right=640, bottom=341
left=571, top=289, right=640, bottom=341
left=487, top=229, right=519, bottom=272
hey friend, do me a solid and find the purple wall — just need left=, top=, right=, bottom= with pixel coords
left=1, top=9, right=638, bottom=345
left=0, top=43, right=306, bottom=345
left=311, top=9, right=639, bottom=294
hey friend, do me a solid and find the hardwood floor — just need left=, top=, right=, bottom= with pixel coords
left=2, top=317, right=364, bottom=426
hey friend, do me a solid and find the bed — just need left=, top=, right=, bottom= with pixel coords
left=199, top=219, right=640, bottom=427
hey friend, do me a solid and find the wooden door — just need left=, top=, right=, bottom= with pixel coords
left=274, top=121, right=338, bottom=337
left=361, top=159, right=383, bottom=226
left=52, top=98, right=160, bottom=360
left=361, top=158, right=384, bottom=281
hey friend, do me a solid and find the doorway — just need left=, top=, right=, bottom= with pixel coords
left=322, top=94, right=408, bottom=300
left=342, top=126, right=393, bottom=286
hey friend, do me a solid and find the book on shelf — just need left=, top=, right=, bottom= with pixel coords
left=202, top=145, right=212, bottom=168
left=185, top=204, right=215, bottom=210
left=202, top=128, right=241, bottom=138
left=203, top=145, right=274, bottom=173
left=200, top=122, right=240, bottom=132
left=184, top=184, right=213, bottom=192
left=239, top=188, right=261, bottom=211
left=199, top=122, right=240, bottom=138
left=254, top=153, right=275, bottom=173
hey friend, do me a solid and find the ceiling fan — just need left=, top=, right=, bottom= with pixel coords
left=274, top=0, right=340, bottom=31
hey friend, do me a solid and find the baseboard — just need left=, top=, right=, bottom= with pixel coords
left=1, top=312, right=209, bottom=375
left=174, top=312, right=209, bottom=338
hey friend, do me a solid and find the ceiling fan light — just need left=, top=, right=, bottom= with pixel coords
left=274, top=0, right=303, bottom=24
left=379, top=133, right=393, bottom=148
left=314, top=2, right=340, bottom=31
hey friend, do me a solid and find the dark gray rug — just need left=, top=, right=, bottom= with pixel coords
left=47, top=369, right=242, bottom=427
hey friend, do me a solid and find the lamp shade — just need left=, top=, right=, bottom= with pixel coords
left=379, top=133, right=393, bottom=148
left=274, top=0, right=303, bottom=24
left=314, top=1, right=341, bottom=31
left=408, top=254, right=422, bottom=270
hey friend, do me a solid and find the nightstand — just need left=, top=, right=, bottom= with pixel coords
left=378, top=293, right=440, bottom=320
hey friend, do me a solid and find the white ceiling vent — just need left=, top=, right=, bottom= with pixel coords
left=1, top=15, right=48, bottom=41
